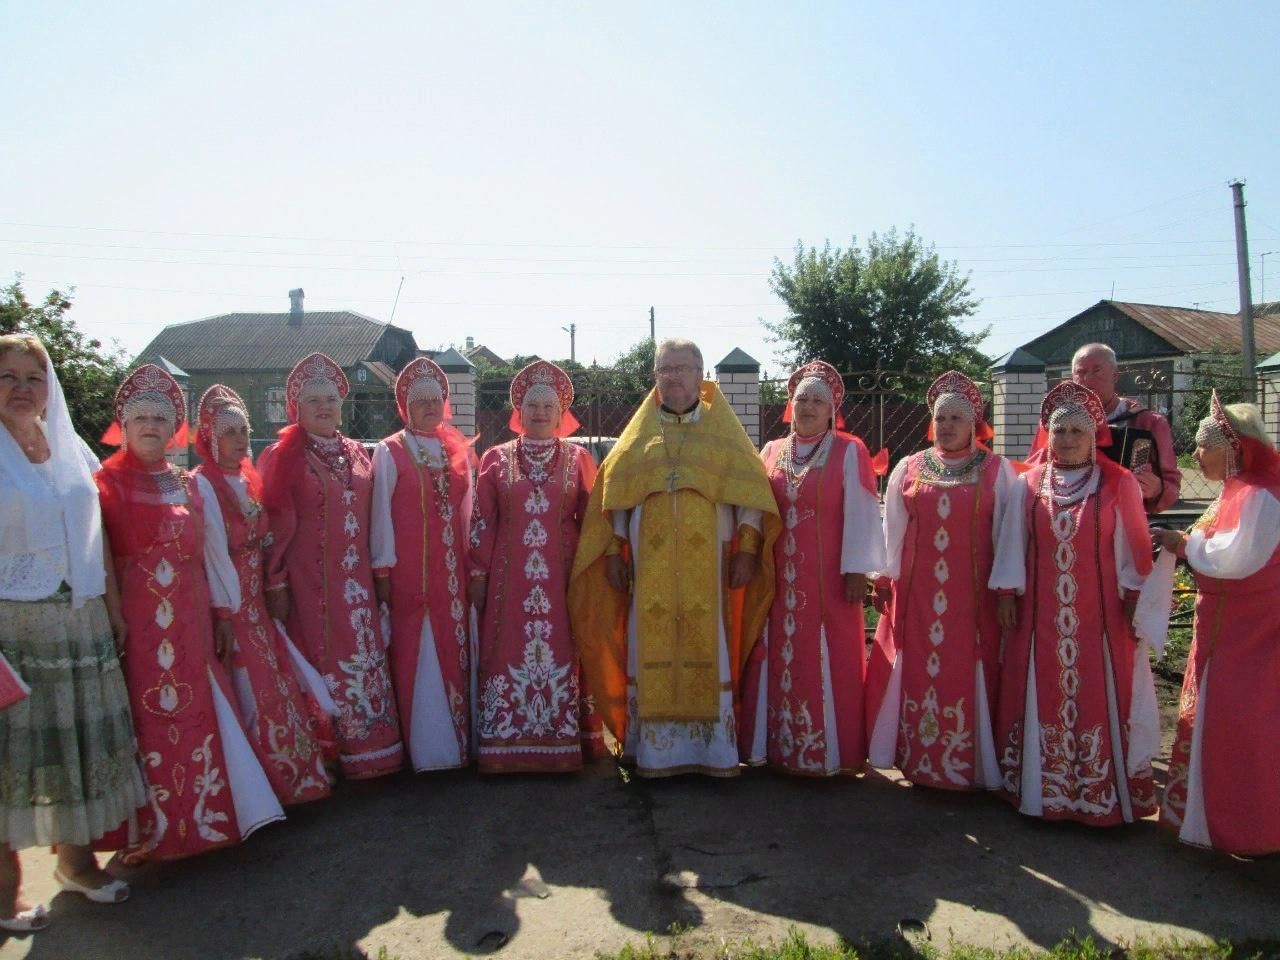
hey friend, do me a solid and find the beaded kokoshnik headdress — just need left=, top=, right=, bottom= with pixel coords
left=285, top=352, right=349, bottom=424
left=1195, top=389, right=1242, bottom=477
left=394, top=356, right=451, bottom=427
left=195, top=384, right=250, bottom=462
left=101, top=363, right=188, bottom=448
left=508, top=359, right=579, bottom=437
left=784, top=360, right=845, bottom=430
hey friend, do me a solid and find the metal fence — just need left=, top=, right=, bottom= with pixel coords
left=760, top=369, right=993, bottom=485
left=244, top=395, right=401, bottom=457
left=475, top=369, right=655, bottom=455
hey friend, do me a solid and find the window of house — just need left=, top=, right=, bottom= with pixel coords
left=266, top=387, right=286, bottom=424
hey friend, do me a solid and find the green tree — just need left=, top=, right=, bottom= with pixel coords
left=764, top=228, right=989, bottom=381
left=0, top=277, right=128, bottom=454
left=1177, top=353, right=1247, bottom=458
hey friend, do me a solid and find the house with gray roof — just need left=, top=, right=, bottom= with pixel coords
left=135, top=289, right=419, bottom=448
left=1017, top=299, right=1280, bottom=382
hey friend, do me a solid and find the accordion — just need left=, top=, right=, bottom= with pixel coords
left=1102, top=420, right=1157, bottom=473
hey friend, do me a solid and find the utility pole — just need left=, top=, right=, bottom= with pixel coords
left=561, top=323, right=576, bottom=362
left=649, top=306, right=655, bottom=344
left=1230, top=180, right=1256, bottom=400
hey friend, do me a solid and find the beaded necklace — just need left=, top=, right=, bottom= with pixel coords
left=777, top=430, right=832, bottom=495
left=516, top=437, right=560, bottom=487
left=408, top=431, right=450, bottom=500
left=306, top=432, right=352, bottom=488
left=918, top=447, right=986, bottom=487
left=1039, top=462, right=1093, bottom=541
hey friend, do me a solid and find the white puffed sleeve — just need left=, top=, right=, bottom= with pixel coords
left=990, top=457, right=1018, bottom=543
left=1113, top=506, right=1148, bottom=593
left=989, top=475, right=1030, bottom=593
left=1185, top=487, right=1280, bottom=580
left=194, top=473, right=242, bottom=613
left=878, top=456, right=911, bottom=581
left=841, top=441, right=885, bottom=574
left=370, top=442, right=398, bottom=570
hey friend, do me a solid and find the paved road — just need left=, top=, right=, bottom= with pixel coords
left=1, top=758, right=1276, bottom=960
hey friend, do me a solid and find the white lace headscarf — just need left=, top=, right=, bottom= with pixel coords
left=0, top=337, right=106, bottom=607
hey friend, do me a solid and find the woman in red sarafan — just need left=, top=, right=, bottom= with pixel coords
left=865, top=370, right=1016, bottom=791
left=370, top=358, right=476, bottom=772
left=1151, top=392, right=1280, bottom=854
left=190, top=384, right=333, bottom=805
left=990, top=380, right=1159, bottom=827
left=739, top=360, right=884, bottom=776
left=259, top=353, right=403, bottom=780
left=468, top=360, right=604, bottom=772
left=96, top=364, right=283, bottom=863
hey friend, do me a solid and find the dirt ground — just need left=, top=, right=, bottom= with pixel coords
left=2, top=680, right=1276, bottom=960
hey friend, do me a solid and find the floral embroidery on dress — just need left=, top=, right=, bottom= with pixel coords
left=769, top=442, right=825, bottom=773
left=190, top=734, right=231, bottom=843
left=328, top=613, right=393, bottom=738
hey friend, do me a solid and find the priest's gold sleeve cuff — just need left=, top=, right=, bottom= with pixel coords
left=604, top=535, right=627, bottom=557
left=736, top=525, right=762, bottom=555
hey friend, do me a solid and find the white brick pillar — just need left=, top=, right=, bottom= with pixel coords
left=715, top=348, right=761, bottom=445
left=435, top=348, right=477, bottom=438
left=1257, top=352, right=1280, bottom=442
left=990, top=348, right=1046, bottom=459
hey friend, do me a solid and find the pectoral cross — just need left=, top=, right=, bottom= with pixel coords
left=659, top=420, right=689, bottom=495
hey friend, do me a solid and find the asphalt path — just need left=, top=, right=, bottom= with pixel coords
left=1, top=756, right=1276, bottom=960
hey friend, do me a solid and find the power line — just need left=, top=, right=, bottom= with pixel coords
left=3, top=219, right=1275, bottom=253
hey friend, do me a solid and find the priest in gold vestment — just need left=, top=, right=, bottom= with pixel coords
left=569, top=339, right=781, bottom=776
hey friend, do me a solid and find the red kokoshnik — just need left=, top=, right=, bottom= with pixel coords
left=508, top=359, right=580, bottom=437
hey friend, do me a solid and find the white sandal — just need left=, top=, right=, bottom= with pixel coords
left=53, top=868, right=130, bottom=904
left=0, top=903, right=50, bottom=933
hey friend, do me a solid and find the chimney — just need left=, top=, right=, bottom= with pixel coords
left=288, top=288, right=304, bottom=326
left=465, top=336, right=475, bottom=351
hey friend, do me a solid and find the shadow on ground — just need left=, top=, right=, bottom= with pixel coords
left=2, top=757, right=1277, bottom=959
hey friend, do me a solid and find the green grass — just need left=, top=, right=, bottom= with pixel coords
left=597, top=928, right=1279, bottom=960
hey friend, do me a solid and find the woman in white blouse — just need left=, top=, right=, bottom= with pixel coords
left=741, top=361, right=885, bottom=775
left=865, top=371, right=1015, bottom=791
left=990, top=381, right=1158, bottom=827
left=1151, top=393, right=1280, bottom=854
left=0, top=334, right=144, bottom=931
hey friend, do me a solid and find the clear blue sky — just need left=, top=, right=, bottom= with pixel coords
left=3, top=2, right=1277, bottom=379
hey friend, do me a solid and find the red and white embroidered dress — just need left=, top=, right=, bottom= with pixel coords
left=741, top=431, right=883, bottom=775
left=865, top=447, right=1015, bottom=789
left=193, top=471, right=334, bottom=804
left=1155, top=393, right=1280, bottom=853
left=260, top=354, right=402, bottom=779
left=470, top=438, right=603, bottom=772
left=95, top=365, right=282, bottom=863
left=991, top=457, right=1158, bottom=825
left=371, top=429, right=476, bottom=772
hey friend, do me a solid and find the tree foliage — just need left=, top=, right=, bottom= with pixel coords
left=0, top=277, right=128, bottom=454
left=764, top=228, right=989, bottom=381
left=1177, top=353, right=1247, bottom=449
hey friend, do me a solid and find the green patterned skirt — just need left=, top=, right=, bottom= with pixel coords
left=0, top=593, right=145, bottom=848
